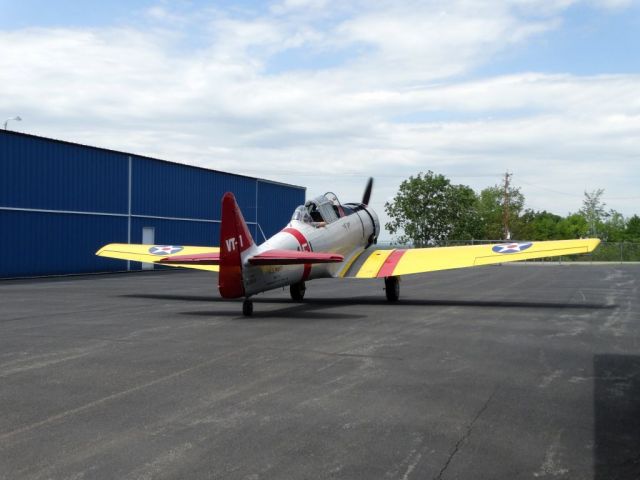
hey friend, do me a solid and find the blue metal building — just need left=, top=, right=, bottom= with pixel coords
left=0, top=130, right=305, bottom=278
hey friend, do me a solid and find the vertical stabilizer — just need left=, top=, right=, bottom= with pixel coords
left=219, top=192, right=255, bottom=298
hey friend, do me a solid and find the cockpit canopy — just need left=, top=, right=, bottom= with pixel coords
left=291, top=192, right=345, bottom=225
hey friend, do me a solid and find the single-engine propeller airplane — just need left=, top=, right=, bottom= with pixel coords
left=97, top=178, right=600, bottom=316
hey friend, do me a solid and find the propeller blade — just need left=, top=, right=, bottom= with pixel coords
left=362, top=177, right=373, bottom=206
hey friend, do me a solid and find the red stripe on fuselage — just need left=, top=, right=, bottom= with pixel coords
left=377, top=249, right=407, bottom=278
left=282, top=227, right=312, bottom=281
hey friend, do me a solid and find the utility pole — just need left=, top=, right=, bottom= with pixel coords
left=502, top=171, right=512, bottom=240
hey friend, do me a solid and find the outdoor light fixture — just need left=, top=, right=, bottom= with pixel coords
left=4, top=116, right=22, bottom=130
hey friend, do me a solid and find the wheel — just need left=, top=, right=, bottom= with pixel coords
left=242, top=299, right=253, bottom=316
left=384, top=276, right=400, bottom=302
left=290, top=282, right=306, bottom=301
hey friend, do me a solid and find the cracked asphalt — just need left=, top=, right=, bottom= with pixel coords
left=1, top=264, right=639, bottom=479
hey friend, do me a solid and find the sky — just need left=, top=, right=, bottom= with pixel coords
left=1, top=0, right=639, bottom=240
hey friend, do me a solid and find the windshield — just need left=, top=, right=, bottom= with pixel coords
left=291, top=205, right=313, bottom=223
left=290, top=198, right=336, bottom=226
left=291, top=193, right=348, bottom=226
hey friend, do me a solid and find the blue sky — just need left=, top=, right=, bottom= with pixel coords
left=476, top=3, right=640, bottom=76
left=3, top=0, right=638, bottom=75
left=1, top=0, right=639, bottom=237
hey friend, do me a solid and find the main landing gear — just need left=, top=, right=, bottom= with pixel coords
left=242, top=299, right=253, bottom=316
left=290, top=282, right=306, bottom=301
left=242, top=281, right=307, bottom=316
left=384, top=276, right=400, bottom=302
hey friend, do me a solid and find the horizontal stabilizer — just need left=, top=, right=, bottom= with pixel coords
left=158, top=252, right=220, bottom=265
left=248, top=249, right=344, bottom=265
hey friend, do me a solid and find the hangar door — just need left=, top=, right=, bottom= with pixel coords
left=141, top=227, right=155, bottom=270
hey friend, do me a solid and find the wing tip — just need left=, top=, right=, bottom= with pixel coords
left=95, top=244, right=111, bottom=256
left=586, top=238, right=601, bottom=252
left=95, top=243, right=125, bottom=256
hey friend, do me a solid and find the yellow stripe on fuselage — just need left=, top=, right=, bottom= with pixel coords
left=355, top=249, right=394, bottom=278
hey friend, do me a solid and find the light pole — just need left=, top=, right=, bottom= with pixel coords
left=4, top=116, right=22, bottom=130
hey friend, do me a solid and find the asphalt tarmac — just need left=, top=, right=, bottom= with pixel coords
left=1, top=265, right=639, bottom=480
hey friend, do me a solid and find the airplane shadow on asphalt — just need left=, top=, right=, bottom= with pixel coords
left=121, top=293, right=614, bottom=319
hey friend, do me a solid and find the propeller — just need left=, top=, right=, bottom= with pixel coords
left=362, top=177, right=373, bottom=206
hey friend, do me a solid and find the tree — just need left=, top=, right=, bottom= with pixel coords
left=385, top=175, right=639, bottom=245
left=384, top=171, right=478, bottom=246
left=579, top=189, right=608, bottom=237
left=600, top=210, right=626, bottom=242
left=476, top=185, right=525, bottom=240
left=448, top=185, right=484, bottom=241
left=517, top=210, right=562, bottom=240
left=626, top=215, right=640, bottom=241
left=556, top=213, right=589, bottom=239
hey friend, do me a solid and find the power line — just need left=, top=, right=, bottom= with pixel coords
left=518, top=180, right=580, bottom=197
left=519, top=180, right=640, bottom=200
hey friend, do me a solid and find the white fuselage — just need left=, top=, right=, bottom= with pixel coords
left=242, top=206, right=379, bottom=296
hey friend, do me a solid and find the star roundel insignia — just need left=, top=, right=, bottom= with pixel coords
left=148, top=245, right=184, bottom=255
left=491, top=242, right=533, bottom=254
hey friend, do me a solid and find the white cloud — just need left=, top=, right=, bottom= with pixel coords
left=0, top=1, right=638, bottom=240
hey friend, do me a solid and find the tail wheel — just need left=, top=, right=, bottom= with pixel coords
left=290, top=282, right=306, bottom=301
left=242, top=299, right=253, bottom=316
left=384, top=276, right=400, bottom=302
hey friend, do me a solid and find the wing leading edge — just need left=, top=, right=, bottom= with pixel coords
left=347, top=239, right=600, bottom=278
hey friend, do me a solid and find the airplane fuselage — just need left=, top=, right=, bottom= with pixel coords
left=242, top=205, right=380, bottom=296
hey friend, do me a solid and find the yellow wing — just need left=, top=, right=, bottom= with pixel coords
left=346, top=239, right=600, bottom=278
left=96, top=244, right=220, bottom=272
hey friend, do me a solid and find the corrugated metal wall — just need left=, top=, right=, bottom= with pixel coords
left=0, top=130, right=305, bottom=278
left=0, top=210, right=128, bottom=276
left=0, top=132, right=128, bottom=213
left=257, top=180, right=305, bottom=239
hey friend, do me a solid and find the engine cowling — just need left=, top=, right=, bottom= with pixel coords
left=366, top=206, right=380, bottom=247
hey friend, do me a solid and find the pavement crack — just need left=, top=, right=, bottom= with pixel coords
left=434, top=385, right=499, bottom=480
left=261, top=346, right=403, bottom=361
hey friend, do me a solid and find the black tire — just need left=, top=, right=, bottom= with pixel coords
left=290, top=282, right=306, bottom=301
left=242, top=299, right=253, bottom=316
left=384, top=276, right=400, bottom=302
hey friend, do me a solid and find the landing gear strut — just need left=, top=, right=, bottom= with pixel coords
left=290, top=282, right=306, bottom=301
left=384, top=276, right=400, bottom=302
left=242, top=299, right=253, bottom=316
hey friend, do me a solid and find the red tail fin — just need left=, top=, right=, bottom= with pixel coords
left=218, top=192, right=254, bottom=298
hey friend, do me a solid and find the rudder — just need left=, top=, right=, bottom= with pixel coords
left=218, top=192, right=255, bottom=298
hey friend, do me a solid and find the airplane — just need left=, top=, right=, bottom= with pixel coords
left=96, top=178, right=600, bottom=316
